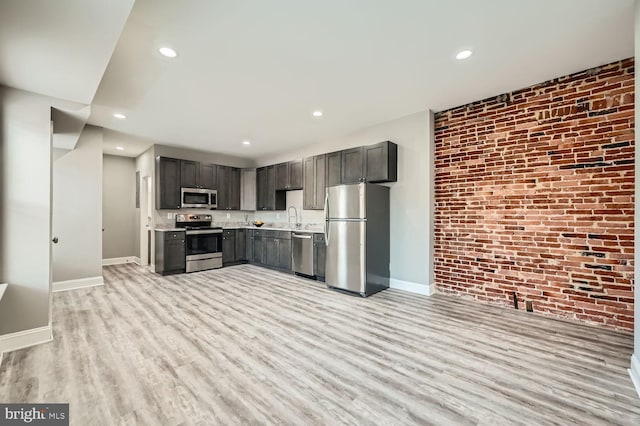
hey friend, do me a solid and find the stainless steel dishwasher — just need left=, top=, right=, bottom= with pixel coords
left=292, top=232, right=315, bottom=277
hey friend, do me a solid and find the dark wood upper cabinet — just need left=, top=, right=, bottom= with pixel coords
left=228, top=167, right=241, bottom=210
left=326, top=151, right=342, bottom=187
left=199, top=163, right=217, bottom=190
left=340, top=146, right=365, bottom=184
left=216, top=165, right=241, bottom=210
left=275, top=162, right=289, bottom=190
left=266, top=165, right=277, bottom=210
left=275, top=160, right=303, bottom=190
left=256, top=165, right=285, bottom=210
left=180, top=160, right=199, bottom=188
left=256, top=166, right=267, bottom=210
left=288, top=159, right=303, bottom=190
left=217, top=165, right=229, bottom=209
left=156, top=142, right=396, bottom=212
left=364, top=141, right=397, bottom=183
left=181, top=160, right=219, bottom=190
left=156, top=157, right=181, bottom=209
left=337, top=141, right=398, bottom=185
left=303, top=157, right=315, bottom=210
left=303, top=154, right=326, bottom=210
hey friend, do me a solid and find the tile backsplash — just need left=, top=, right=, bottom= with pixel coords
left=154, top=190, right=323, bottom=227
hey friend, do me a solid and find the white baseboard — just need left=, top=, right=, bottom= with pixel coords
left=0, top=325, right=52, bottom=354
left=629, top=353, right=640, bottom=399
left=133, top=256, right=141, bottom=265
left=102, top=256, right=138, bottom=266
left=389, top=278, right=433, bottom=296
left=53, top=276, right=104, bottom=292
left=0, top=351, right=3, bottom=368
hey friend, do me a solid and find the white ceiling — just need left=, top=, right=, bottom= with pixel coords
left=0, top=0, right=135, bottom=105
left=2, top=1, right=635, bottom=160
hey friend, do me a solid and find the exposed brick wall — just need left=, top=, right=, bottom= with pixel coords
left=433, top=58, right=634, bottom=330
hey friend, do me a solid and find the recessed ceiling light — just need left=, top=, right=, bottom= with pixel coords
left=455, top=49, right=473, bottom=60
left=116, top=146, right=124, bottom=151
left=312, top=110, right=323, bottom=118
left=159, top=47, right=177, bottom=58
left=113, top=113, right=126, bottom=119
left=242, top=140, right=251, bottom=146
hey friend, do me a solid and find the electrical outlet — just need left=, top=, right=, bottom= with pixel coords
left=167, top=212, right=172, bottom=219
left=276, top=213, right=280, bottom=219
left=226, top=213, right=230, bottom=219
left=525, top=300, right=533, bottom=312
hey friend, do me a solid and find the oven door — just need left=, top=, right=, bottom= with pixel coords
left=181, top=188, right=211, bottom=209
left=185, top=230, right=222, bottom=260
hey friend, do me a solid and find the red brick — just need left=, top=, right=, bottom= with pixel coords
left=434, top=58, right=634, bottom=332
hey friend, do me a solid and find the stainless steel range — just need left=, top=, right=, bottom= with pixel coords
left=175, top=214, right=223, bottom=272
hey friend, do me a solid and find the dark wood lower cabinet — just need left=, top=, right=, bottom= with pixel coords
left=314, top=233, right=326, bottom=281
left=246, top=230, right=292, bottom=272
left=154, top=228, right=315, bottom=277
left=223, top=229, right=249, bottom=265
left=154, top=231, right=186, bottom=275
left=246, top=230, right=254, bottom=261
left=236, top=229, right=246, bottom=261
left=278, top=238, right=292, bottom=270
left=253, top=236, right=264, bottom=264
left=222, top=230, right=235, bottom=265
left=264, top=238, right=278, bottom=266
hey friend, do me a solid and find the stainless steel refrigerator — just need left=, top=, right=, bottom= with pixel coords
left=324, top=182, right=390, bottom=297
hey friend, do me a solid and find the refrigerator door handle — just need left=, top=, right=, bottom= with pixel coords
left=324, top=191, right=330, bottom=246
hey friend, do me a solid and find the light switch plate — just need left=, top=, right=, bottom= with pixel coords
left=226, top=213, right=230, bottom=219
left=276, top=213, right=280, bottom=219
left=167, top=212, right=172, bottom=219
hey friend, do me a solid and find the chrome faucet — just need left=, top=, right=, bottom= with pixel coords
left=288, top=206, right=301, bottom=228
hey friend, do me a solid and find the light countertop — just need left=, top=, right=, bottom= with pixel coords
left=155, top=224, right=323, bottom=233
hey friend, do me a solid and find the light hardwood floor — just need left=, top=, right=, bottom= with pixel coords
left=1, top=264, right=639, bottom=425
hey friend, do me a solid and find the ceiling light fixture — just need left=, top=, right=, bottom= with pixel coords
left=242, top=140, right=251, bottom=146
left=116, top=146, right=124, bottom=151
left=312, top=110, right=323, bottom=118
left=455, top=49, right=473, bottom=60
left=113, top=113, right=126, bottom=119
left=159, top=47, right=177, bottom=58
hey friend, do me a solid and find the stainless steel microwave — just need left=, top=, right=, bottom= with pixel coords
left=181, top=188, right=217, bottom=209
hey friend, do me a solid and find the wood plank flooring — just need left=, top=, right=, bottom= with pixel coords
left=1, top=263, right=639, bottom=425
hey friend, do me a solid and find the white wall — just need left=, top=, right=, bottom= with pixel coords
left=103, top=154, right=136, bottom=259
left=0, top=86, right=83, bottom=336
left=259, top=110, right=433, bottom=290
left=136, top=146, right=155, bottom=265
left=52, top=125, right=103, bottom=282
